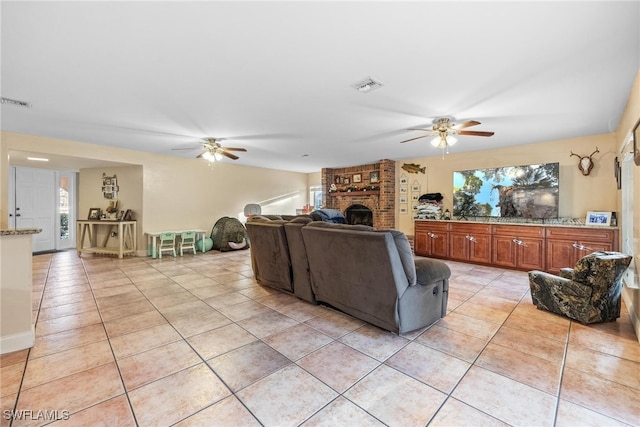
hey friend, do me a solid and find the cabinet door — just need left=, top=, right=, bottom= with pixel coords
left=449, top=232, right=470, bottom=261
left=414, top=231, right=428, bottom=256
left=429, top=231, right=449, bottom=258
left=516, top=237, right=545, bottom=270
left=492, top=235, right=517, bottom=268
left=545, top=239, right=613, bottom=273
left=468, top=233, right=492, bottom=264
left=545, top=239, right=574, bottom=274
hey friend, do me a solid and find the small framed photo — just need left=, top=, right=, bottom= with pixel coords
left=123, top=209, right=134, bottom=221
left=400, top=185, right=408, bottom=194
left=399, top=205, right=408, bottom=214
left=412, top=194, right=420, bottom=201
left=586, top=211, right=611, bottom=226
left=117, top=210, right=125, bottom=220
left=353, top=173, right=362, bottom=183
left=399, top=175, right=408, bottom=185
left=399, top=196, right=408, bottom=204
left=411, top=182, right=421, bottom=192
left=335, top=176, right=342, bottom=184
left=370, top=171, right=379, bottom=183
left=343, top=177, right=350, bottom=185
left=88, top=208, right=101, bottom=220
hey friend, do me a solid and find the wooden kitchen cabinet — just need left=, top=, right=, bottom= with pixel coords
left=449, top=223, right=492, bottom=264
left=414, top=220, right=618, bottom=273
left=545, top=227, right=618, bottom=274
left=414, top=221, right=448, bottom=258
left=491, top=225, right=545, bottom=271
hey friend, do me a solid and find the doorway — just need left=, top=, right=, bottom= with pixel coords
left=9, top=166, right=77, bottom=252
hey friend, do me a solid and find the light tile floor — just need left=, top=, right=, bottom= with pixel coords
left=2, top=250, right=639, bottom=426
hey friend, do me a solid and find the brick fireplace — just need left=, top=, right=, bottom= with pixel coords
left=321, top=159, right=396, bottom=229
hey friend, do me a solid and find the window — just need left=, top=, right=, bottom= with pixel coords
left=309, top=185, right=322, bottom=210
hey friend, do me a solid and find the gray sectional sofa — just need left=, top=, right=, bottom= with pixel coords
left=245, top=215, right=451, bottom=334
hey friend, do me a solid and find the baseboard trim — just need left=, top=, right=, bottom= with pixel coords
left=0, top=326, right=35, bottom=354
left=622, top=286, right=640, bottom=344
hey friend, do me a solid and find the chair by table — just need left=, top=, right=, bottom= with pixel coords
left=158, top=232, right=177, bottom=258
left=179, top=231, right=197, bottom=256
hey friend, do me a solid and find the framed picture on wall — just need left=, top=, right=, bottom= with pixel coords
left=353, top=173, right=362, bottom=183
left=370, top=171, right=379, bottom=183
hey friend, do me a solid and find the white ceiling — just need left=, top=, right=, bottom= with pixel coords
left=2, top=1, right=639, bottom=173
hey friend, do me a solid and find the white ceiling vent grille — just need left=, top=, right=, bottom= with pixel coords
left=351, top=77, right=384, bottom=93
left=1, top=97, right=31, bottom=108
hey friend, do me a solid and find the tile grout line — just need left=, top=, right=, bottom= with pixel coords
left=8, top=254, right=54, bottom=427
left=81, top=256, right=142, bottom=427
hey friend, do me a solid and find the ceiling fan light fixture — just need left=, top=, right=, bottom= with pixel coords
left=202, top=151, right=215, bottom=161
left=430, top=133, right=457, bottom=148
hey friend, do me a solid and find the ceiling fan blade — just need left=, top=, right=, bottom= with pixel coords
left=195, top=151, right=207, bottom=159
left=458, top=130, right=495, bottom=137
left=400, top=135, right=432, bottom=144
left=407, top=128, right=434, bottom=132
left=221, top=151, right=239, bottom=160
left=172, top=146, right=200, bottom=151
left=452, top=120, right=481, bottom=130
left=223, top=147, right=247, bottom=152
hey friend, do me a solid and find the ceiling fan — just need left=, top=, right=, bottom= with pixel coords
left=400, top=117, right=494, bottom=156
left=174, top=137, right=247, bottom=162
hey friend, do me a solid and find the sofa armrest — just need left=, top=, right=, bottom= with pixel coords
left=414, top=256, right=451, bottom=285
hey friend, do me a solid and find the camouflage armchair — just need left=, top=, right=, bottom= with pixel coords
left=529, top=251, right=632, bottom=324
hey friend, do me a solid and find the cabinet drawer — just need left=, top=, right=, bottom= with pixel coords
left=415, top=221, right=449, bottom=232
left=449, top=223, right=491, bottom=234
left=545, top=226, right=616, bottom=242
left=492, top=225, right=544, bottom=238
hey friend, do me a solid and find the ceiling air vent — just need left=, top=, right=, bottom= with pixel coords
left=351, top=77, right=384, bottom=93
left=1, top=97, right=32, bottom=108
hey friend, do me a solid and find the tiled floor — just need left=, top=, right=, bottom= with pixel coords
left=2, top=249, right=639, bottom=427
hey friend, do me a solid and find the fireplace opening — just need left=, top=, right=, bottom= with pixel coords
left=345, top=204, right=373, bottom=227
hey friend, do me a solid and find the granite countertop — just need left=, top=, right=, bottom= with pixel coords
left=414, top=219, right=618, bottom=229
left=0, top=228, right=42, bottom=236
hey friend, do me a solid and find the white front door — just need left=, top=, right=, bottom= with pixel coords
left=14, top=167, right=56, bottom=252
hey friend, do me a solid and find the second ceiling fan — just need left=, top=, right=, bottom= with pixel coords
left=400, top=118, right=494, bottom=155
left=197, top=138, right=247, bottom=161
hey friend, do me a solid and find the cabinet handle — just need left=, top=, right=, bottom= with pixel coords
left=512, top=238, right=528, bottom=247
left=466, top=235, right=477, bottom=243
left=572, top=242, right=592, bottom=251
left=427, top=232, right=439, bottom=239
